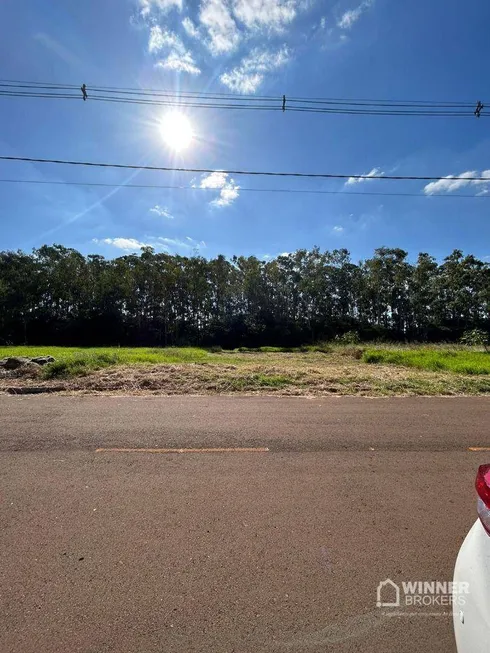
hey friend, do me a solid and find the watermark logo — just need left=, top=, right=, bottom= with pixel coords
left=376, top=578, right=400, bottom=608
left=376, top=578, right=469, bottom=612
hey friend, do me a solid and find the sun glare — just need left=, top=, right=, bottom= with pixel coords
left=160, top=112, right=193, bottom=152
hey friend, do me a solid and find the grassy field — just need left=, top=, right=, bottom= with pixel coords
left=1, top=344, right=489, bottom=396
left=0, top=346, right=213, bottom=377
left=363, top=348, right=490, bottom=375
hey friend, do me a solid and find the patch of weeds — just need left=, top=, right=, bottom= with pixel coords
left=224, top=376, right=251, bottom=390
left=363, top=351, right=385, bottom=364
left=340, top=346, right=365, bottom=360
left=240, top=346, right=295, bottom=353
left=310, top=342, right=332, bottom=354
left=255, top=374, right=293, bottom=388
left=223, top=373, right=294, bottom=391
left=43, top=352, right=120, bottom=378
left=43, top=359, right=83, bottom=379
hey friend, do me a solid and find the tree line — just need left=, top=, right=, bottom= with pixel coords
left=0, top=245, right=489, bottom=347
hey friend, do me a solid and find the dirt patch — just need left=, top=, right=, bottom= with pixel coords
left=1, top=358, right=489, bottom=397
left=0, top=362, right=42, bottom=380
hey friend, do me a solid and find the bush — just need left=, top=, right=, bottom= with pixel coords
left=460, top=329, right=489, bottom=351
left=43, top=359, right=76, bottom=378
left=336, top=330, right=361, bottom=345
left=208, top=345, right=223, bottom=353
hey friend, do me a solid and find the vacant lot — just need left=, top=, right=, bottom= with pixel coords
left=1, top=344, right=489, bottom=396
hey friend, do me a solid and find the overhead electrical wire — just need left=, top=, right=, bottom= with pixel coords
left=0, top=92, right=478, bottom=115
left=2, top=155, right=490, bottom=183
left=0, top=177, right=488, bottom=199
left=0, top=80, right=486, bottom=117
left=0, top=92, right=479, bottom=116
left=0, top=78, right=483, bottom=104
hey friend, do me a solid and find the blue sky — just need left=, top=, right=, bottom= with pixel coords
left=1, top=0, right=490, bottom=263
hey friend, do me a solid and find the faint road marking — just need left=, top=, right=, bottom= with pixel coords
left=95, top=447, right=270, bottom=454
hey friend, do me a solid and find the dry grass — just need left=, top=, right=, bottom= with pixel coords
left=1, top=349, right=489, bottom=396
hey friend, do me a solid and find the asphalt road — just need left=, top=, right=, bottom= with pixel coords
left=1, top=396, right=489, bottom=653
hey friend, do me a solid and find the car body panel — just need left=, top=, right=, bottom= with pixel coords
left=453, top=519, right=490, bottom=652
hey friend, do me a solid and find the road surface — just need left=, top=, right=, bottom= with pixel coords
left=1, top=396, right=489, bottom=652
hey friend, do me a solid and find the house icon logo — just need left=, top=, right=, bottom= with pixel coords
left=376, top=578, right=400, bottom=608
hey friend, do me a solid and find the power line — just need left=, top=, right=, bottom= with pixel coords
left=0, top=80, right=485, bottom=117
left=2, top=155, right=490, bottom=183
left=0, top=79, right=483, bottom=105
left=0, top=91, right=282, bottom=111
left=0, top=80, right=278, bottom=100
left=0, top=177, right=488, bottom=199
left=0, top=90, right=479, bottom=116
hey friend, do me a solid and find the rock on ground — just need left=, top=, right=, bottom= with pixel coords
left=0, top=356, right=56, bottom=370
left=0, top=357, right=32, bottom=370
left=30, top=356, right=56, bottom=365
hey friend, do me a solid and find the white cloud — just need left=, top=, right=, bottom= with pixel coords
left=198, top=171, right=229, bottom=189
left=232, top=0, right=298, bottom=32
left=423, top=170, right=490, bottom=195
left=139, top=0, right=182, bottom=17
left=153, top=236, right=206, bottom=251
left=320, top=16, right=326, bottom=29
left=182, top=16, right=200, bottom=38
left=156, top=52, right=201, bottom=74
left=262, top=251, right=290, bottom=260
left=221, top=70, right=262, bottom=94
left=338, top=0, right=373, bottom=29
left=94, top=238, right=151, bottom=251
left=148, top=25, right=183, bottom=53
left=148, top=26, right=201, bottom=74
left=94, top=236, right=206, bottom=254
left=213, top=184, right=240, bottom=207
left=197, top=171, right=240, bottom=207
left=199, top=0, right=240, bottom=55
left=345, top=167, right=384, bottom=185
left=150, top=205, right=174, bottom=219
left=424, top=171, right=477, bottom=194
left=332, top=225, right=344, bottom=233
left=220, top=46, right=291, bottom=93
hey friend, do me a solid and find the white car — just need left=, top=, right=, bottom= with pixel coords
left=453, top=464, right=490, bottom=652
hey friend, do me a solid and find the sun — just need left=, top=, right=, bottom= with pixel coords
left=159, top=111, right=193, bottom=152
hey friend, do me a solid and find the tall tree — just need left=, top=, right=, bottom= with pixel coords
left=0, top=245, right=488, bottom=346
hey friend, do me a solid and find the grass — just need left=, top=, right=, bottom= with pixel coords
left=0, top=346, right=211, bottom=378
left=363, top=348, right=490, bottom=375
left=0, top=344, right=328, bottom=378
left=1, top=343, right=490, bottom=396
